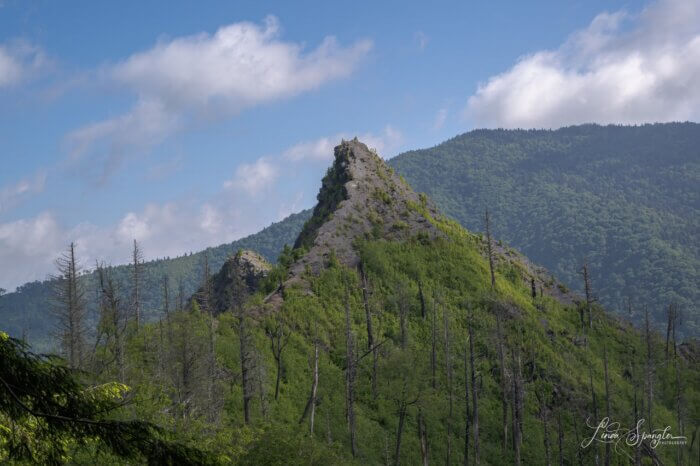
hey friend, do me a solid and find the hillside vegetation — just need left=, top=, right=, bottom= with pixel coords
left=389, top=123, right=700, bottom=336
left=2, top=140, right=695, bottom=465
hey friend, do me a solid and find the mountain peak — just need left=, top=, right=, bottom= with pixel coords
left=289, top=139, right=442, bottom=276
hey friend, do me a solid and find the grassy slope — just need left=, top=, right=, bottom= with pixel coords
left=118, top=205, right=697, bottom=464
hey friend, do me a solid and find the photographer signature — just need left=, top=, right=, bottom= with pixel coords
left=582, top=417, right=686, bottom=459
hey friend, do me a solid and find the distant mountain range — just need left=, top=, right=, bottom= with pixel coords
left=1, top=123, right=697, bottom=347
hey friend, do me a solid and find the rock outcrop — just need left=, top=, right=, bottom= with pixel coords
left=199, top=250, right=271, bottom=314
left=289, top=138, right=443, bottom=277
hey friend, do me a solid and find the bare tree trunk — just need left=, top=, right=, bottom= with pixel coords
left=603, top=346, right=611, bottom=466
left=468, top=315, right=479, bottom=464
left=644, top=307, right=653, bottom=430
left=418, top=280, right=427, bottom=320
left=431, top=299, right=438, bottom=390
left=589, top=366, right=599, bottom=466
left=131, top=240, right=143, bottom=329
left=573, top=411, right=584, bottom=466
left=344, top=280, right=357, bottom=458
left=674, top=346, right=684, bottom=465
left=238, top=311, right=252, bottom=425
left=418, top=408, right=429, bottom=466
left=267, top=318, right=288, bottom=401
left=52, top=242, right=86, bottom=370
left=580, top=261, right=594, bottom=330
left=359, top=262, right=378, bottom=400
left=543, top=411, right=552, bottom=466
left=511, top=343, right=522, bottom=466
left=444, top=307, right=453, bottom=465
left=484, top=209, right=496, bottom=289
left=557, top=410, right=564, bottom=466
left=463, top=347, right=470, bottom=466
left=495, top=308, right=508, bottom=452
left=395, top=402, right=407, bottom=466
left=300, top=341, right=320, bottom=433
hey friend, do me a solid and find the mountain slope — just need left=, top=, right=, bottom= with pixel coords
left=388, top=123, right=700, bottom=336
left=90, top=139, right=696, bottom=465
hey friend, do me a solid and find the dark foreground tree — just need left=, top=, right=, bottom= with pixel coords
left=0, top=332, right=209, bottom=465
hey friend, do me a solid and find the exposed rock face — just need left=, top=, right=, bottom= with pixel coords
left=208, top=250, right=271, bottom=314
left=289, top=138, right=443, bottom=277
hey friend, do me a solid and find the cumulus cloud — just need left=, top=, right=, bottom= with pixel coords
left=0, top=171, right=47, bottom=213
left=0, top=201, right=254, bottom=291
left=465, top=0, right=700, bottom=128
left=65, top=17, right=372, bottom=181
left=0, top=41, right=46, bottom=87
left=223, top=157, right=279, bottom=195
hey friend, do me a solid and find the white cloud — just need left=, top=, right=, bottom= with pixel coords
left=223, top=157, right=279, bottom=195
left=0, top=171, right=47, bottom=213
left=465, top=0, right=700, bottom=128
left=0, top=202, right=254, bottom=291
left=433, top=107, right=448, bottom=130
left=0, top=41, right=46, bottom=87
left=65, top=17, right=372, bottom=181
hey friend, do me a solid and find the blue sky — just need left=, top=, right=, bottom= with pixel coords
left=1, top=0, right=698, bottom=290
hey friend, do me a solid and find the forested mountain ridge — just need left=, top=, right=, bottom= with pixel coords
left=2, top=123, right=698, bottom=349
left=388, top=123, right=700, bottom=336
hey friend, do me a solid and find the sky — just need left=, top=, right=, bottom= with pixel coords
left=1, top=0, right=699, bottom=291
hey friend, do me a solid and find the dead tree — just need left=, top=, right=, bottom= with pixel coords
left=418, top=280, right=427, bottom=320
left=665, top=303, right=678, bottom=361
left=237, top=307, right=253, bottom=425
left=199, top=253, right=218, bottom=419
left=344, top=279, right=358, bottom=457
left=495, top=305, right=509, bottom=452
left=644, top=307, right=653, bottom=429
left=394, top=377, right=419, bottom=466
left=589, top=365, right=599, bottom=466
left=463, top=346, right=470, bottom=466
left=397, top=282, right=409, bottom=350
left=130, top=240, right=144, bottom=328
left=417, top=408, right=429, bottom=466
left=484, top=208, right=496, bottom=289
left=299, top=339, right=319, bottom=434
left=511, top=341, right=523, bottom=466
left=431, top=298, right=438, bottom=390
left=96, top=263, right=126, bottom=380
left=556, top=410, right=564, bottom=466
left=603, top=346, right=611, bottom=466
left=359, top=262, right=378, bottom=399
left=468, top=313, right=479, bottom=464
left=674, top=340, right=684, bottom=465
left=52, top=242, right=86, bottom=369
left=444, top=306, right=454, bottom=465
left=536, top=389, right=552, bottom=466
left=266, top=318, right=288, bottom=401
left=579, top=261, right=595, bottom=329
left=633, top=358, right=642, bottom=466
